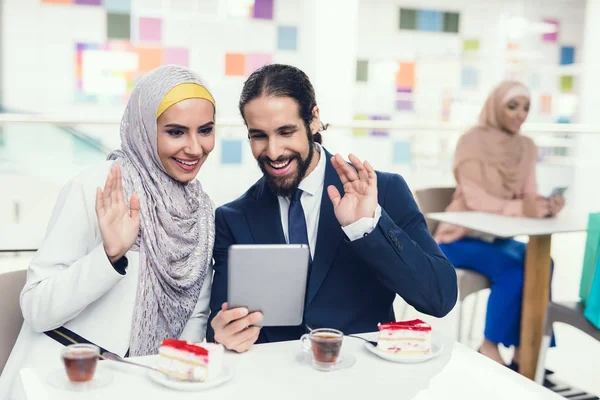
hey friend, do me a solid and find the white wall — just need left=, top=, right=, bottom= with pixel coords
left=1, top=0, right=306, bottom=122
left=355, top=0, right=586, bottom=125
left=0, top=0, right=591, bottom=226
left=2, top=0, right=584, bottom=121
left=353, top=0, right=584, bottom=205
left=0, top=0, right=4, bottom=105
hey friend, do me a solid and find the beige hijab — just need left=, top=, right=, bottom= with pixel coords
left=435, top=81, right=534, bottom=243
left=453, top=80, right=532, bottom=198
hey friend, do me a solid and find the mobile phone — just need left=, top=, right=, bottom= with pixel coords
left=549, top=187, right=568, bottom=198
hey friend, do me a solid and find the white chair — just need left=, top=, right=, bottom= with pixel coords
left=0, top=269, right=27, bottom=374
left=415, top=188, right=491, bottom=343
left=535, top=301, right=600, bottom=384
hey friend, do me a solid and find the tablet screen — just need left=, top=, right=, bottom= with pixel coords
left=227, top=244, right=310, bottom=327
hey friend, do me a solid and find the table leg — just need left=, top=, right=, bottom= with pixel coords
left=519, top=234, right=552, bottom=380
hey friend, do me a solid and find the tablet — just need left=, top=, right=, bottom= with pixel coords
left=227, top=244, right=310, bottom=327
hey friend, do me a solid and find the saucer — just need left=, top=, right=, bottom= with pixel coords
left=364, top=337, right=444, bottom=364
left=47, top=368, right=113, bottom=391
left=296, top=351, right=356, bottom=371
left=147, top=367, right=232, bottom=391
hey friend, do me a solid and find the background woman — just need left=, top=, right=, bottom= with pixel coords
left=435, top=81, right=565, bottom=367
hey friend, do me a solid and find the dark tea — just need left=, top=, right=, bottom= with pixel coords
left=311, top=332, right=342, bottom=364
left=61, top=344, right=99, bottom=383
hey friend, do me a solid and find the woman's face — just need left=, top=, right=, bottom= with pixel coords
left=156, top=98, right=215, bottom=183
left=498, top=95, right=530, bottom=134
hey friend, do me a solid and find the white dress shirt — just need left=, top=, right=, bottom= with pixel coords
left=278, top=145, right=382, bottom=258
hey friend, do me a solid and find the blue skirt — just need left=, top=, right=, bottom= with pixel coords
left=439, top=238, right=554, bottom=347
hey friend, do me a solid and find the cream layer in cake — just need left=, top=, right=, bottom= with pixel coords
left=377, top=319, right=432, bottom=355
left=158, top=339, right=224, bottom=381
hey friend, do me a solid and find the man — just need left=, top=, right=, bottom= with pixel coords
left=208, top=64, right=457, bottom=352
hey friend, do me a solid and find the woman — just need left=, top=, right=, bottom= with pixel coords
left=435, top=81, right=564, bottom=367
left=0, top=65, right=216, bottom=397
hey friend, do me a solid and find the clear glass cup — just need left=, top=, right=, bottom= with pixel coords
left=61, top=343, right=100, bottom=383
left=300, top=328, right=343, bottom=371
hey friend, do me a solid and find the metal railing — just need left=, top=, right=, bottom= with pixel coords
left=0, top=113, right=599, bottom=134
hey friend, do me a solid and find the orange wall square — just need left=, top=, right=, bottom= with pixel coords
left=225, top=53, right=246, bottom=76
left=541, top=94, right=552, bottom=114
left=396, top=62, right=415, bottom=89
left=136, top=47, right=163, bottom=73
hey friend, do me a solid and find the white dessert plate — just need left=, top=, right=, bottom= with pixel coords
left=147, top=367, right=232, bottom=391
left=364, top=335, right=444, bottom=364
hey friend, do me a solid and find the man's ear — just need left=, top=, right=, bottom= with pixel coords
left=310, top=106, right=321, bottom=134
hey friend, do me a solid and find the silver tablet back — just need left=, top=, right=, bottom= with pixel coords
left=227, top=244, right=310, bottom=326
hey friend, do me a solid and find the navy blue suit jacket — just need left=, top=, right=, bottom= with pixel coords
left=207, top=149, right=457, bottom=343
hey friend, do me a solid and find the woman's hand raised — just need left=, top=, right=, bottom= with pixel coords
left=95, top=166, right=140, bottom=264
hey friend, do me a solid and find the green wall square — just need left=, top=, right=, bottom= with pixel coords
left=399, top=8, right=417, bottom=30
left=463, top=39, right=480, bottom=51
left=356, top=60, right=368, bottom=82
left=560, top=75, right=574, bottom=92
left=443, top=12, right=460, bottom=33
left=107, top=13, right=131, bottom=40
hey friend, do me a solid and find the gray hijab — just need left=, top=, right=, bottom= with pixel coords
left=108, top=65, right=215, bottom=356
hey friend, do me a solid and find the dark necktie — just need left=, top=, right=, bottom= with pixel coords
left=288, top=189, right=310, bottom=250
left=288, top=189, right=312, bottom=329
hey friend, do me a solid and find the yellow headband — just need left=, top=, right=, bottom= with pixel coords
left=156, top=83, right=215, bottom=118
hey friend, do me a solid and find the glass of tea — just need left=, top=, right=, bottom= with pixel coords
left=61, top=344, right=99, bottom=383
left=300, top=328, right=343, bottom=371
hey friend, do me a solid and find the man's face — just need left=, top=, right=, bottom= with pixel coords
left=243, top=95, right=316, bottom=197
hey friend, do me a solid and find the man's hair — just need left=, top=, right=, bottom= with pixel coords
left=239, top=64, right=327, bottom=144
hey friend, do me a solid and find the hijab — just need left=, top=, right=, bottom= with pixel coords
left=107, top=65, right=215, bottom=356
left=452, top=80, right=533, bottom=198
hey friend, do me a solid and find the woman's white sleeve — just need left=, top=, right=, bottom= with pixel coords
left=20, top=176, right=126, bottom=333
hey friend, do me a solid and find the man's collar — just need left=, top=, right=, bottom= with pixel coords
left=297, top=143, right=325, bottom=197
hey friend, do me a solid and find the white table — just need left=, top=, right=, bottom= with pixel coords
left=0, top=224, right=46, bottom=253
left=17, top=333, right=561, bottom=400
left=428, top=211, right=588, bottom=380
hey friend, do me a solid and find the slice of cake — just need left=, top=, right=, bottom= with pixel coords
left=377, top=319, right=432, bottom=355
left=157, top=339, right=224, bottom=381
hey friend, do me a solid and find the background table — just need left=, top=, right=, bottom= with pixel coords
left=0, top=224, right=46, bottom=253
left=18, top=333, right=562, bottom=400
left=427, top=211, right=588, bottom=380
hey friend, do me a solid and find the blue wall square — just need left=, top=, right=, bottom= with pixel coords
left=277, top=26, right=298, bottom=51
left=221, top=139, right=243, bottom=164
left=560, top=46, right=575, bottom=65
left=461, top=66, right=478, bottom=89
left=393, top=141, right=412, bottom=164
left=417, top=10, right=443, bottom=32
left=104, top=0, right=131, bottom=14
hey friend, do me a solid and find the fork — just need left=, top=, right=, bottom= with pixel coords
left=347, top=335, right=377, bottom=347
left=305, top=325, right=377, bottom=347
left=102, top=351, right=195, bottom=382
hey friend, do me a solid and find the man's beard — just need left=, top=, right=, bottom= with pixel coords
left=258, top=136, right=315, bottom=198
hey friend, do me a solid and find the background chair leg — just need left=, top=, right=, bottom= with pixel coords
left=468, top=292, right=479, bottom=344
left=535, top=335, right=551, bottom=384
left=457, top=301, right=463, bottom=343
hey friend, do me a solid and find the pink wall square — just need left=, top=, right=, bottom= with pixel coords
left=542, top=18, right=559, bottom=42
left=139, top=17, right=162, bottom=42
left=164, top=48, right=189, bottom=67
left=245, top=53, right=272, bottom=76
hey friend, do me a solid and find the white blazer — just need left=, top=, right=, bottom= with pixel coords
left=0, top=161, right=212, bottom=399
